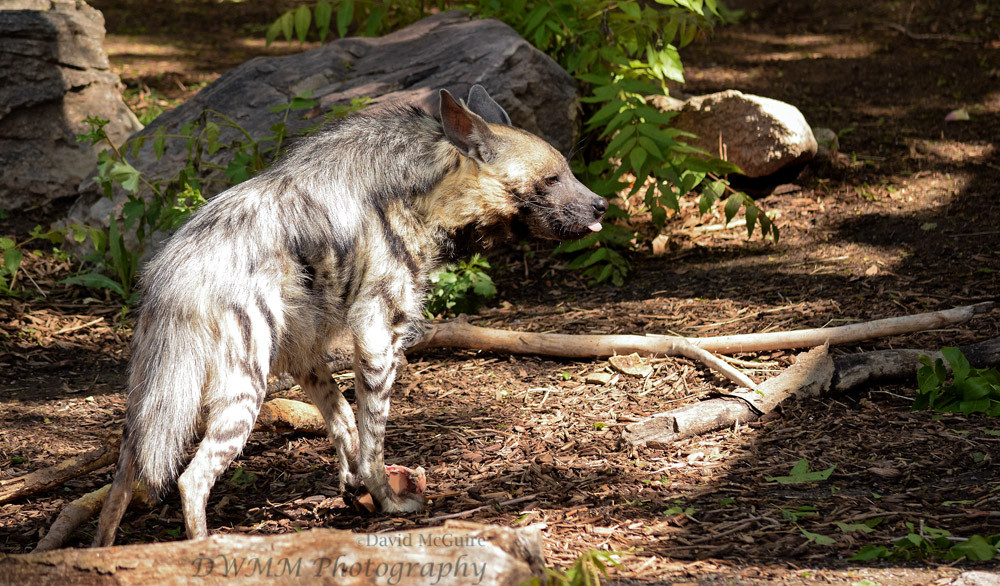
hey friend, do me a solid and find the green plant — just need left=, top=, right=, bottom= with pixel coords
left=0, top=225, right=65, bottom=297
left=765, top=459, right=835, bottom=484
left=61, top=91, right=356, bottom=304
left=266, top=0, right=437, bottom=45
left=226, top=466, right=258, bottom=488
left=425, top=253, right=497, bottom=316
left=525, top=549, right=624, bottom=586
left=914, top=347, right=1000, bottom=416
left=267, top=1, right=776, bottom=287
left=851, top=522, right=998, bottom=562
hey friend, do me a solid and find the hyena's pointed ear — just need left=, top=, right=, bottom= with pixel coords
left=439, top=88, right=497, bottom=161
left=466, top=85, right=511, bottom=126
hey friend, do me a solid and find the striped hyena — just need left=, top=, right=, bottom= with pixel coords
left=92, top=85, right=607, bottom=546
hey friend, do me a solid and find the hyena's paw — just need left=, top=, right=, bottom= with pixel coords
left=380, top=490, right=426, bottom=514
left=356, top=465, right=427, bottom=513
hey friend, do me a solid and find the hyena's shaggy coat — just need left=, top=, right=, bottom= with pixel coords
left=93, top=86, right=606, bottom=546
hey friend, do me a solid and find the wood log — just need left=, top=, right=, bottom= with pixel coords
left=622, top=336, right=1000, bottom=448
left=2, top=523, right=545, bottom=586
left=623, top=345, right=833, bottom=448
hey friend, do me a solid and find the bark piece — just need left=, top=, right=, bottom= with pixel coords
left=255, top=397, right=326, bottom=435
left=608, top=353, right=653, bottom=377
left=1, top=524, right=545, bottom=585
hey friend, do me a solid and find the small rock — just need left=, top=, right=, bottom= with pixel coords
left=608, top=353, right=653, bottom=378
left=653, top=89, right=817, bottom=178
left=585, top=372, right=613, bottom=385
left=812, top=127, right=839, bottom=161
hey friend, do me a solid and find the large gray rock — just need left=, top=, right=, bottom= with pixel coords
left=67, top=10, right=579, bottom=230
left=658, top=90, right=817, bottom=178
left=0, top=0, right=141, bottom=210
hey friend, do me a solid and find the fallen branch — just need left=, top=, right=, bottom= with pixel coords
left=33, top=482, right=155, bottom=553
left=5, top=523, right=546, bottom=585
left=0, top=432, right=121, bottom=505
left=623, top=345, right=833, bottom=449
left=410, top=302, right=992, bottom=356
left=622, top=336, right=1000, bottom=448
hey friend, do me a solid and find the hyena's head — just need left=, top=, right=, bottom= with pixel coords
left=439, top=86, right=607, bottom=242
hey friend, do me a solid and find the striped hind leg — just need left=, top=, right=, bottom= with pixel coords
left=293, top=364, right=362, bottom=493
left=351, top=298, right=424, bottom=514
left=176, top=372, right=264, bottom=540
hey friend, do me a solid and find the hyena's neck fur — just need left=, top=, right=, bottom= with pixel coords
left=413, top=153, right=516, bottom=256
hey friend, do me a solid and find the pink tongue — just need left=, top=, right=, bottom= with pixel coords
left=587, top=222, right=602, bottom=232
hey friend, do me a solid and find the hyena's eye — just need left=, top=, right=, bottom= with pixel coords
left=545, top=176, right=559, bottom=186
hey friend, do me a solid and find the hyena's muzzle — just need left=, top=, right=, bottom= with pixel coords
left=528, top=173, right=608, bottom=241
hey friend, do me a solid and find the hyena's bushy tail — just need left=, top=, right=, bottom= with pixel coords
left=126, top=339, right=208, bottom=495
left=93, top=334, right=206, bottom=547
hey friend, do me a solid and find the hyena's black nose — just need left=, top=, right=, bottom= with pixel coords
left=592, top=197, right=608, bottom=218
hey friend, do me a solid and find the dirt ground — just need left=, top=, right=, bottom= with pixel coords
left=2, top=0, right=999, bottom=584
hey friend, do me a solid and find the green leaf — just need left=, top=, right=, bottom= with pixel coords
left=265, top=18, right=282, bottom=46
left=800, top=528, right=836, bottom=545
left=836, top=521, right=877, bottom=534
left=629, top=146, right=647, bottom=174
left=153, top=134, right=166, bottom=159
left=523, top=4, right=551, bottom=35
left=294, top=5, right=311, bottom=43
left=122, top=200, right=146, bottom=232
left=3, top=248, right=23, bottom=275
left=110, top=161, right=141, bottom=193
left=62, top=272, right=126, bottom=297
left=315, top=1, right=332, bottom=41
left=723, top=193, right=742, bottom=225
left=0, top=237, right=13, bottom=250
left=620, top=1, right=641, bottom=20
left=942, top=346, right=971, bottom=384
left=765, top=459, right=835, bottom=484
left=364, top=5, right=385, bottom=36
left=849, top=545, right=890, bottom=561
left=279, top=11, right=294, bottom=43
left=337, top=0, right=354, bottom=39
left=745, top=204, right=759, bottom=237
left=949, top=535, right=998, bottom=561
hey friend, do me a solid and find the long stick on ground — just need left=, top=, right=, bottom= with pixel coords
left=0, top=433, right=121, bottom=505
left=410, top=302, right=993, bottom=357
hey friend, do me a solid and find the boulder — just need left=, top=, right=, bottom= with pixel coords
left=656, top=90, right=817, bottom=178
left=0, top=0, right=141, bottom=210
left=66, top=10, right=579, bottom=230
